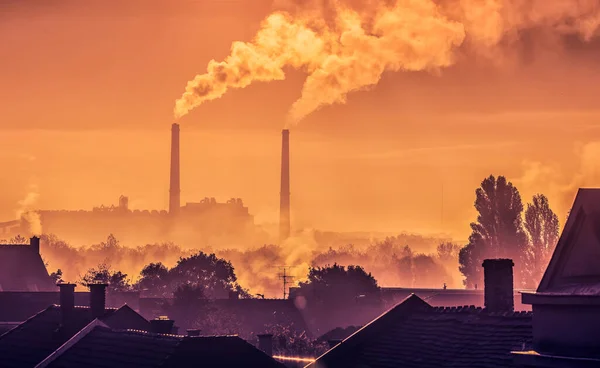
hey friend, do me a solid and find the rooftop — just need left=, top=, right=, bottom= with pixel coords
left=0, top=304, right=149, bottom=368
left=39, top=326, right=285, bottom=368
left=534, top=188, right=600, bottom=298
left=0, top=237, right=55, bottom=292
left=308, top=294, right=532, bottom=368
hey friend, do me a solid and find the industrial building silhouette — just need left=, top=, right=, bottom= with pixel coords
left=0, top=125, right=295, bottom=245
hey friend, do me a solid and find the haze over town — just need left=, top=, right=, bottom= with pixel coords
left=3, top=0, right=600, bottom=241
left=4, top=1, right=600, bottom=367
left=1, top=0, right=600, bottom=294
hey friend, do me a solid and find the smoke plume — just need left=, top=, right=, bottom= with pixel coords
left=16, top=184, right=42, bottom=235
left=516, top=140, right=600, bottom=224
left=174, top=0, right=600, bottom=124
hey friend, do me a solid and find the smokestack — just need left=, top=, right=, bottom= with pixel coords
left=279, top=129, right=290, bottom=242
left=169, top=123, right=181, bottom=215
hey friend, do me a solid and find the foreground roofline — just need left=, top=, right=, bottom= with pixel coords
left=35, top=319, right=108, bottom=368
left=306, top=294, right=431, bottom=368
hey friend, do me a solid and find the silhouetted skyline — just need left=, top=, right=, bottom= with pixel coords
left=3, top=2, right=600, bottom=240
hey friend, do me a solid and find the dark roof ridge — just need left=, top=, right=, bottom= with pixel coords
left=481, top=309, right=533, bottom=318
left=45, top=304, right=119, bottom=312
left=73, top=305, right=117, bottom=311
left=35, top=320, right=108, bottom=368
left=106, top=328, right=185, bottom=340
left=0, top=305, right=54, bottom=339
left=431, top=305, right=479, bottom=313
left=430, top=305, right=532, bottom=317
left=113, top=328, right=241, bottom=339
left=306, top=293, right=431, bottom=368
left=183, top=334, right=242, bottom=340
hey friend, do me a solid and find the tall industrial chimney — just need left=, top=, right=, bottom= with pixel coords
left=279, top=129, right=291, bottom=242
left=169, top=123, right=181, bottom=215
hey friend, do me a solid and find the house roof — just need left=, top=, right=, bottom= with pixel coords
left=163, top=334, right=286, bottom=367
left=316, top=326, right=361, bottom=343
left=212, top=299, right=310, bottom=336
left=140, top=297, right=310, bottom=337
left=0, top=243, right=55, bottom=291
left=537, top=188, right=600, bottom=296
left=41, top=326, right=286, bottom=368
left=0, top=291, right=142, bottom=322
left=0, top=322, right=20, bottom=335
left=381, top=287, right=532, bottom=311
left=308, top=294, right=532, bottom=368
left=0, top=304, right=150, bottom=368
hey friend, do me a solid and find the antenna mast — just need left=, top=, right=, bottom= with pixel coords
left=277, top=266, right=295, bottom=299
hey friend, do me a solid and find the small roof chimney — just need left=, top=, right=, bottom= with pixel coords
left=58, top=283, right=76, bottom=325
left=150, top=317, right=175, bottom=334
left=257, top=334, right=273, bottom=357
left=482, top=259, right=514, bottom=313
left=88, top=283, right=108, bottom=318
left=186, top=329, right=201, bottom=337
left=30, top=236, right=40, bottom=254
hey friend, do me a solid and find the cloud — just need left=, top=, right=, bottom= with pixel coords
left=515, top=141, right=600, bottom=222
left=175, top=0, right=600, bottom=124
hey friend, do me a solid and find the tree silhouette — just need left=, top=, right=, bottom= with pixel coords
left=136, top=252, right=249, bottom=298
left=459, top=175, right=529, bottom=288
left=298, top=263, right=379, bottom=304
left=396, top=247, right=414, bottom=287
left=49, top=269, right=63, bottom=284
left=263, top=323, right=328, bottom=357
left=169, top=252, right=244, bottom=299
left=80, top=263, right=132, bottom=292
left=437, top=242, right=461, bottom=263
left=524, top=194, right=559, bottom=286
left=9, top=235, right=28, bottom=244
left=137, top=262, right=171, bottom=297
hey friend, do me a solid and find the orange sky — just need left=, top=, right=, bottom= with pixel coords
left=2, top=0, right=600, bottom=242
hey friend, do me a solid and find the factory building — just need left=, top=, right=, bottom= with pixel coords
left=0, top=124, right=258, bottom=245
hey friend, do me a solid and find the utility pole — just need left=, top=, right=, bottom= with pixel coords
left=277, top=266, right=295, bottom=300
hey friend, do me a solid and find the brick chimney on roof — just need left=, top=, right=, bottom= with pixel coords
left=58, top=283, right=76, bottom=326
left=30, top=236, right=40, bottom=254
left=482, top=259, right=514, bottom=313
left=150, top=317, right=175, bottom=334
left=89, top=283, right=107, bottom=318
left=257, top=334, right=274, bottom=357
left=186, top=329, right=201, bottom=337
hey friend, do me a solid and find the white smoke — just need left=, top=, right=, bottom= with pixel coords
left=16, top=183, right=42, bottom=236
left=175, top=0, right=600, bottom=124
